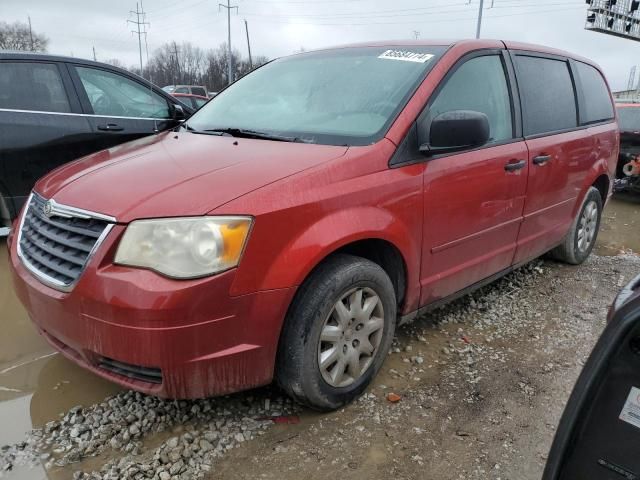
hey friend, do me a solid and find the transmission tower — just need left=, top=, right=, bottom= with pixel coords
left=128, top=2, right=150, bottom=76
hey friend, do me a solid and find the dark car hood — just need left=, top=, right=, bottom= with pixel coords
left=36, top=132, right=348, bottom=223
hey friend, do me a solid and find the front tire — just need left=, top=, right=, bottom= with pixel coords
left=551, top=186, right=602, bottom=265
left=276, top=254, right=396, bottom=411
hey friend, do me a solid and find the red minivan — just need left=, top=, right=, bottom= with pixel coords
left=7, top=40, right=618, bottom=410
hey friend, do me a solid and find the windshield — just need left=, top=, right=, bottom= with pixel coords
left=617, top=106, right=640, bottom=131
left=186, top=46, right=446, bottom=145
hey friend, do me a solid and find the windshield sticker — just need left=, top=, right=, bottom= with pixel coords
left=378, top=50, right=434, bottom=63
left=619, top=386, right=640, bottom=429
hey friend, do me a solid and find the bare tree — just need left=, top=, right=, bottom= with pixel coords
left=104, top=58, right=127, bottom=70
left=116, top=41, right=269, bottom=91
left=0, top=21, right=48, bottom=52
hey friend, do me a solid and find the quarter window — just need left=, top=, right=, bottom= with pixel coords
left=427, top=55, right=514, bottom=143
left=75, top=66, right=170, bottom=119
left=575, top=61, right=614, bottom=125
left=191, top=87, right=207, bottom=97
left=0, top=62, right=70, bottom=113
left=515, top=56, right=577, bottom=136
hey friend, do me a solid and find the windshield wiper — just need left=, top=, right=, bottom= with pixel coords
left=201, top=128, right=304, bottom=143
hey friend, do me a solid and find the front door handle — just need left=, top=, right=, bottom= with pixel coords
left=533, top=154, right=552, bottom=166
left=97, top=123, right=124, bottom=132
left=504, top=159, right=527, bottom=172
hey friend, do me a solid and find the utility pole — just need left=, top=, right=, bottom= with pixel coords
left=219, top=0, right=238, bottom=85
left=412, top=30, right=420, bottom=40
left=92, top=46, right=97, bottom=61
left=171, top=42, right=180, bottom=84
left=27, top=16, right=34, bottom=51
left=128, top=2, right=150, bottom=76
left=476, top=0, right=485, bottom=39
left=244, top=19, right=253, bottom=69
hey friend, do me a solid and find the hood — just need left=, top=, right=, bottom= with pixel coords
left=36, top=132, right=348, bottom=223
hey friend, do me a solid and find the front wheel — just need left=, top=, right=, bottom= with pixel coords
left=551, top=186, right=603, bottom=265
left=276, top=254, right=396, bottom=411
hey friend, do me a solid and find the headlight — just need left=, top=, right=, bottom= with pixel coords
left=115, top=216, right=252, bottom=279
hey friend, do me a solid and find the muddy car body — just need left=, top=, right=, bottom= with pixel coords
left=8, top=40, right=618, bottom=410
left=614, top=103, right=640, bottom=193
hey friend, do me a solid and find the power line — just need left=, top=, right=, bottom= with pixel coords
left=243, top=4, right=585, bottom=26
left=241, top=0, right=583, bottom=20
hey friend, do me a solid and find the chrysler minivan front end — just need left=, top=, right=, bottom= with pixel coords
left=8, top=43, right=448, bottom=403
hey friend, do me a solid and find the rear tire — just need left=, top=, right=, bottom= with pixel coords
left=276, top=254, right=396, bottom=411
left=551, top=187, right=602, bottom=265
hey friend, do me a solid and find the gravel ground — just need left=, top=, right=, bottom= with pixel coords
left=1, top=253, right=639, bottom=480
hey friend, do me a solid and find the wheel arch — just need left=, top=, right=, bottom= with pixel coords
left=309, top=238, right=408, bottom=311
left=572, top=160, right=611, bottom=218
left=231, top=206, right=423, bottom=314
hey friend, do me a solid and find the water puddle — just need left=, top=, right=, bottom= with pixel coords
left=597, top=194, right=640, bottom=256
left=1, top=240, right=121, bottom=479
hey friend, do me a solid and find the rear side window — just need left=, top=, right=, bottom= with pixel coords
left=574, top=62, right=614, bottom=124
left=194, top=98, right=207, bottom=108
left=0, top=62, right=70, bottom=113
left=191, top=87, right=207, bottom=97
left=515, top=55, right=577, bottom=136
left=75, top=66, right=171, bottom=119
left=427, top=55, right=513, bottom=143
left=175, top=87, right=189, bottom=94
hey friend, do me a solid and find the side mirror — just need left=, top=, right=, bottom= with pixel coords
left=544, top=274, right=640, bottom=480
left=171, top=104, right=188, bottom=122
left=420, top=110, right=490, bottom=155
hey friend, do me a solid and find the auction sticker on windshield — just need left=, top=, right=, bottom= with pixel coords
left=619, top=386, right=640, bottom=429
left=378, top=50, right=434, bottom=63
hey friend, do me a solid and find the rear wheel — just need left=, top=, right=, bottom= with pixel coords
left=276, top=254, right=396, bottom=411
left=551, top=187, right=602, bottom=265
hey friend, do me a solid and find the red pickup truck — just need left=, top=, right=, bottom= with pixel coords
left=8, top=39, right=618, bottom=410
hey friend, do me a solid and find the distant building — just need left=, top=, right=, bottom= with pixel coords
left=613, top=89, right=640, bottom=103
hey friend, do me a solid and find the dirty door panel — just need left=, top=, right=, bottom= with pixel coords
left=512, top=53, right=592, bottom=263
left=418, top=53, right=528, bottom=304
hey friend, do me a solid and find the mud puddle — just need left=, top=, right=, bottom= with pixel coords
left=597, top=193, right=640, bottom=256
left=1, top=240, right=121, bottom=479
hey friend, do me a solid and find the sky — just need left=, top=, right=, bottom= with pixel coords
left=2, top=0, right=640, bottom=91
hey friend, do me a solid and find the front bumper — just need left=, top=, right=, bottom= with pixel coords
left=8, top=226, right=295, bottom=399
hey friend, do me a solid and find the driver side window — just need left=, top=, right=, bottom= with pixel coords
left=75, top=66, right=171, bottom=119
left=427, top=55, right=514, bottom=143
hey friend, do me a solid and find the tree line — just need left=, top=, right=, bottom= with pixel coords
left=114, top=42, right=269, bottom=92
left=0, top=21, right=48, bottom=52
left=0, top=21, right=267, bottom=92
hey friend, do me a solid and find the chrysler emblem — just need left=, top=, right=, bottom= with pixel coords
left=43, top=202, right=53, bottom=217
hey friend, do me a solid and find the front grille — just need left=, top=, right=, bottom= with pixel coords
left=98, top=357, right=163, bottom=384
left=18, top=194, right=113, bottom=290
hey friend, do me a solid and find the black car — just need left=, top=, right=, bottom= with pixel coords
left=0, top=52, right=194, bottom=232
left=544, top=273, right=640, bottom=479
left=614, top=103, right=640, bottom=194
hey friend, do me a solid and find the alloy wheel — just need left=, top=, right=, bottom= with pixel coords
left=317, top=287, right=385, bottom=388
left=577, top=200, right=598, bottom=252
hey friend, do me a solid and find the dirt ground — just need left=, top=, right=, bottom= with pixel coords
left=1, top=194, right=639, bottom=480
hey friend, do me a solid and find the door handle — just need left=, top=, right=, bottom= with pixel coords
left=504, top=159, right=527, bottom=172
left=533, top=154, right=552, bottom=166
left=97, top=123, right=124, bottom=132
